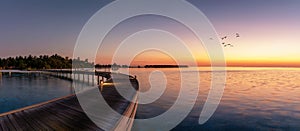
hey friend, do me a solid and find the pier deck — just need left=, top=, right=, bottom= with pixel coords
left=0, top=74, right=139, bottom=131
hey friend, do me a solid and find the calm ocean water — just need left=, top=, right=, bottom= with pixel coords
left=1, top=68, right=299, bottom=130
left=0, top=72, right=73, bottom=113
left=120, top=67, right=300, bottom=131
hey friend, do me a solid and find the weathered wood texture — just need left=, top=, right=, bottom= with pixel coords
left=0, top=76, right=139, bottom=131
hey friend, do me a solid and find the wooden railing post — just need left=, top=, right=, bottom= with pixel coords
left=87, top=73, right=90, bottom=85
left=97, top=75, right=100, bottom=85
left=83, top=73, right=85, bottom=83
left=92, top=74, right=95, bottom=86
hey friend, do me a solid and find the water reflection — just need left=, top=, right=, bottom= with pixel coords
left=120, top=67, right=300, bottom=130
left=0, top=72, right=74, bottom=113
left=0, top=72, right=2, bottom=86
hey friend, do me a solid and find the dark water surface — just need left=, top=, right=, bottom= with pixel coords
left=124, top=67, right=300, bottom=131
left=0, top=72, right=73, bottom=113
left=1, top=68, right=299, bottom=130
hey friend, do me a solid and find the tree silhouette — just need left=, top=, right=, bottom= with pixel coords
left=0, top=54, right=93, bottom=70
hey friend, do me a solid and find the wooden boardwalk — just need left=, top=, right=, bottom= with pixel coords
left=0, top=74, right=139, bottom=131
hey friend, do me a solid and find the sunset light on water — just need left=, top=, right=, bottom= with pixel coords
left=0, top=0, right=300, bottom=130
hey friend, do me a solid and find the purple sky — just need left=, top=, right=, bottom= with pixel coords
left=1, top=0, right=300, bottom=66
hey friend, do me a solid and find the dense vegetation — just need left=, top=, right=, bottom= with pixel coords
left=0, top=54, right=188, bottom=70
left=0, top=54, right=93, bottom=70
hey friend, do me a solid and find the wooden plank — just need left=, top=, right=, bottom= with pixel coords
left=52, top=107, right=102, bottom=130
left=0, top=116, right=9, bottom=131
left=2, top=116, right=16, bottom=131
left=0, top=72, right=139, bottom=130
left=24, top=104, right=66, bottom=130
left=7, top=114, right=22, bottom=130
left=22, top=109, right=54, bottom=130
left=38, top=107, right=78, bottom=130
left=54, top=103, right=112, bottom=128
left=42, top=103, right=94, bottom=130
left=34, top=108, right=71, bottom=130
left=57, top=102, right=83, bottom=113
left=11, top=112, right=39, bottom=130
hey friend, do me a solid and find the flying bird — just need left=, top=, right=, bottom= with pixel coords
left=221, top=36, right=228, bottom=40
left=219, top=33, right=240, bottom=48
left=224, top=44, right=234, bottom=47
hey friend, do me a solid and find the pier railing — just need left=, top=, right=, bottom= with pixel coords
left=42, top=69, right=136, bottom=86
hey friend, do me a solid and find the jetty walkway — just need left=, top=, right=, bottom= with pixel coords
left=0, top=70, right=139, bottom=130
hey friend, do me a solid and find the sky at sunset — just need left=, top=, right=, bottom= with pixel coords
left=1, top=0, right=300, bottom=67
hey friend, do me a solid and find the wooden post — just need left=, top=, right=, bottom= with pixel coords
left=100, top=80, right=103, bottom=91
left=92, top=74, right=95, bottom=86
left=78, top=73, right=81, bottom=82
left=87, top=74, right=90, bottom=85
left=97, top=75, right=100, bottom=85
left=79, top=73, right=81, bottom=82
left=83, top=73, right=85, bottom=83
left=77, top=73, right=79, bottom=81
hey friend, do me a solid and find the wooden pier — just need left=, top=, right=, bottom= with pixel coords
left=0, top=70, right=139, bottom=130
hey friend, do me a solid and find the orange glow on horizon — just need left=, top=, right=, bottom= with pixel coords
left=226, top=59, right=300, bottom=67
left=95, top=51, right=300, bottom=67
left=94, top=25, right=300, bottom=67
left=129, top=50, right=178, bottom=66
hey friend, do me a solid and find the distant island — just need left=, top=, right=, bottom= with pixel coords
left=95, top=64, right=188, bottom=69
left=144, top=65, right=188, bottom=68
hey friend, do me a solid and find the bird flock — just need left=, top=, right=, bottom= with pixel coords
left=211, top=33, right=240, bottom=48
